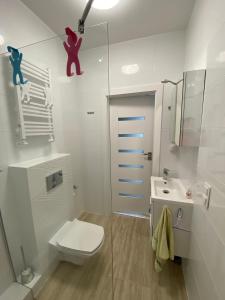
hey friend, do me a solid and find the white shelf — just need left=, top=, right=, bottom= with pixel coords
left=9, top=153, right=70, bottom=169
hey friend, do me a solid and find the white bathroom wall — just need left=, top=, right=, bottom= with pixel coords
left=74, top=31, right=186, bottom=214
left=0, top=0, right=83, bottom=293
left=110, top=32, right=195, bottom=186
left=0, top=34, right=74, bottom=286
left=185, top=0, right=225, bottom=71
left=60, top=24, right=110, bottom=216
left=183, top=1, right=225, bottom=299
left=0, top=0, right=55, bottom=293
left=77, top=43, right=110, bottom=215
left=0, top=0, right=54, bottom=55
left=110, top=31, right=184, bottom=88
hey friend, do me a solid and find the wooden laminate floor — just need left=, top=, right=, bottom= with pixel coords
left=37, top=213, right=187, bottom=300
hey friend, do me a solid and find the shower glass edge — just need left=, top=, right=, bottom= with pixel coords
left=0, top=22, right=113, bottom=299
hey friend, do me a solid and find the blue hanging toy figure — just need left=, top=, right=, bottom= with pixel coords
left=7, top=46, right=28, bottom=85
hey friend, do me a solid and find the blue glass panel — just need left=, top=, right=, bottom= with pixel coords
left=118, top=149, right=144, bottom=154
left=119, top=193, right=144, bottom=199
left=119, top=179, right=144, bottom=184
left=118, top=133, right=144, bottom=138
left=118, top=116, right=145, bottom=121
left=118, top=164, right=144, bottom=169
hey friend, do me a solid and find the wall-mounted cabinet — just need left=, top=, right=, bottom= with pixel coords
left=172, top=69, right=206, bottom=147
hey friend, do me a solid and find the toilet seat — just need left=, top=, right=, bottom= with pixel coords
left=53, top=219, right=104, bottom=255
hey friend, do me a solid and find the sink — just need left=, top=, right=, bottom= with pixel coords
left=151, top=176, right=193, bottom=204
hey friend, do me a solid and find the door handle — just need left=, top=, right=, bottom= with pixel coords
left=143, top=152, right=152, bottom=161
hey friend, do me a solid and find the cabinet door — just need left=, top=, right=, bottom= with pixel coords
left=152, top=199, right=192, bottom=231
left=152, top=199, right=192, bottom=258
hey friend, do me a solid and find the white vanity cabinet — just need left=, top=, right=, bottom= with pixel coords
left=150, top=176, right=193, bottom=258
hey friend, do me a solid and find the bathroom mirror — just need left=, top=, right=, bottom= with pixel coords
left=172, top=69, right=206, bottom=147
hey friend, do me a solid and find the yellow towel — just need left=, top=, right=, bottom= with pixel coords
left=152, top=206, right=174, bottom=272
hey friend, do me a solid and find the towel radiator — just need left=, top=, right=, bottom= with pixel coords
left=16, top=59, right=54, bottom=144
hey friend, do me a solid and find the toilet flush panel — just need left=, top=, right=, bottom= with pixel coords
left=46, top=170, right=63, bottom=191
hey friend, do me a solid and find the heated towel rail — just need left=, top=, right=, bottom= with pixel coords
left=16, top=59, right=54, bottom=144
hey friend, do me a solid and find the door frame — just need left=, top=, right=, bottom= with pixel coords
left=103, top=83, right=163, bottom=214
left=108, top=83, right=163, bottom=175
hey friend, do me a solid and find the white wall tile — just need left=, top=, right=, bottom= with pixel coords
left=110, top=31, right=185, bottom=89
left=184, top=2, right=225, bottom=298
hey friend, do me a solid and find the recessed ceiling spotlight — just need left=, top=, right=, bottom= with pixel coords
left=121, top=64, right=140, bottom=75
left=88, top=0, right=119, bottom=10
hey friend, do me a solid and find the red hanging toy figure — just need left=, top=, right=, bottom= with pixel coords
left=64, top=27, right=83, bottom=76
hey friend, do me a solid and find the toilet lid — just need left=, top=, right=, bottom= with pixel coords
left=56, top=219, right=104, bottom=254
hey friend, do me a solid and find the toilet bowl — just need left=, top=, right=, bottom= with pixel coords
left=49, top=219, right=104, bottom=265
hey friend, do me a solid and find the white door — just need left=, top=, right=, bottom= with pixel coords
left=110, top=95, right=154, bottom=216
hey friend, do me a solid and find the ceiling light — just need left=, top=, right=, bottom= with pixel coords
left=121, top=64, right=140, bottom=75
left=89, top=0, right=119, bottom=10
left=0, top=35, right=5, bottom=46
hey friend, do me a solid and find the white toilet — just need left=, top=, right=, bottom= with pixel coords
left=49, top=219, right=104, bottom=265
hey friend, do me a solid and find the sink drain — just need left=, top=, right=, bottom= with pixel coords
left=163, top=189, right=170, bottom=194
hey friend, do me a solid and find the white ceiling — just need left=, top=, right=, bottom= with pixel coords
left=21, top=0, right=195, bottom=45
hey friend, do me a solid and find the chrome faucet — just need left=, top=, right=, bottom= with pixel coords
left=163, top=168, right=170, bottom=181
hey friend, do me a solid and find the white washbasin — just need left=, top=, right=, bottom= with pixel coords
left=151, top=176, right=193, bottom=204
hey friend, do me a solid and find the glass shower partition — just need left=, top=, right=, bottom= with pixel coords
left=0, top=23, right=113, bottom=299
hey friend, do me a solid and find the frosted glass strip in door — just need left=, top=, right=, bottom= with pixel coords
left=116, top=184, right=146, bottom=195
left=118, top=149, right=144, bottom=154
left=118, top=179, right=144, bottom=184
left=118, top=164, right=144, bottom=168
left=118, top=133, right=144, bottom=138
left=112, top=166, right=145, bottom=181
left=118, top=193, right=144, bottom=199
left=118, top=116, right=145, bottom=121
